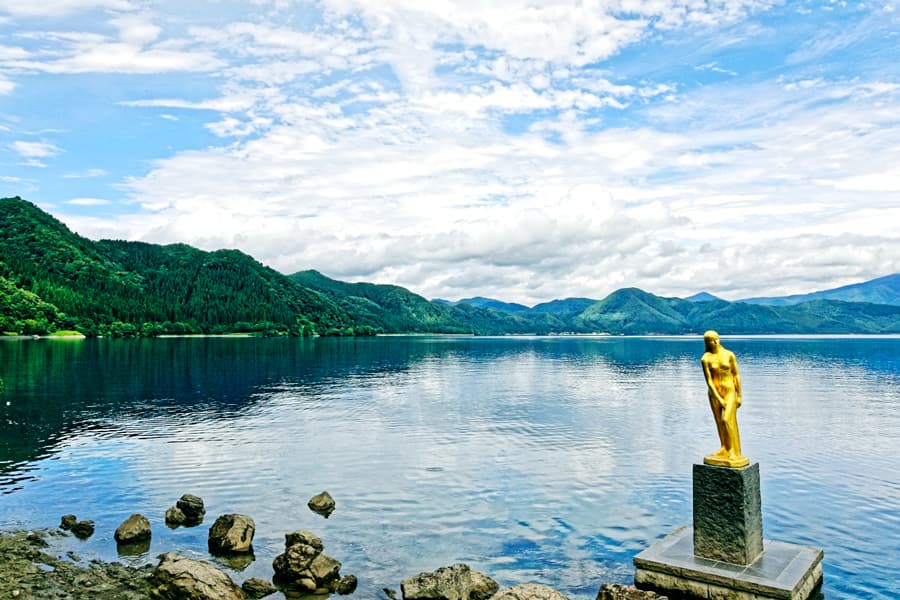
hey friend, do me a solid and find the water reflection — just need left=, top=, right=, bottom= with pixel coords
left=0, top=336, right=898, bottom=599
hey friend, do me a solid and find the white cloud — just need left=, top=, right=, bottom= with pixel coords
left=63, top=168, right=107, bottom=178
left=120, top=94, right=258, bottom=112
left=0, top=0, right=135, bottom=17
left=6, top=1, right=900, bottom=303
left=4, top=13, right=223, bottom=74
left=0, top=75, right=14, bottom=94
left=10, top=140, right=61, bottom=158
left=65, top=197, right=111, bottom=205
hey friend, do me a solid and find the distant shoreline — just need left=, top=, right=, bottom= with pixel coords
left=3, top=332, right=900, bottom=341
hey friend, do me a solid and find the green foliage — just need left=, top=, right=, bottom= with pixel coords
left=0, top=197, right=355, bottom=337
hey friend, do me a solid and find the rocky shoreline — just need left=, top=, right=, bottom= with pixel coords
left=0, top=528, right=666, bottom=600
left=0, top=491, right=666, bottom=599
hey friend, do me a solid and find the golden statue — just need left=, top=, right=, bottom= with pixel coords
left=701, top=331, right=749, bottom=468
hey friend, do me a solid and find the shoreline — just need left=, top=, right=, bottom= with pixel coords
left=0, top=529, right=152, bottom=599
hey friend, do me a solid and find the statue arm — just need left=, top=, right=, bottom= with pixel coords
left=731, top=352, right=742, bottom=406
left=702, top=358, right=725, bottom=407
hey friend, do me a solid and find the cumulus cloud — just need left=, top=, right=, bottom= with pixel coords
left=10, top=140, right=61, bottom=158
left=7, top=0, right=899, bottom=303
left=3, top=13, right=222, bottom=74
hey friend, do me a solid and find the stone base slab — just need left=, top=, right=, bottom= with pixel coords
left=634, top=526, right=823, bottom=600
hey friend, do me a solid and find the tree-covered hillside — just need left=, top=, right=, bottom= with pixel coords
left=0, top=197, right=354, bottom=336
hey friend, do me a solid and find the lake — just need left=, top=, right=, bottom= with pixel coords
left=1, top=335, right=898, bottom=598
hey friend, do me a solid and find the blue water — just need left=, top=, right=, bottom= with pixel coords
left=0, top=336, right=898, bottom=598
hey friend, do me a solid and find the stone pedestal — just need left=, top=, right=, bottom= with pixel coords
left=693, top=462, right=763, bottom=565
left=632, top=462, right=824, bottom=600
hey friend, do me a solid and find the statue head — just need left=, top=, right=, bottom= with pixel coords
left=703, top=330, right=720, bottom=352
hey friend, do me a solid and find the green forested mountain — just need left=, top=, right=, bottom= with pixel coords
left=289, top=270, right=566, bottom=334
left=0, top=197, right=353, bottom=336
left=449, top=297, right=532, bottom=313
left=2, top=196, right=900, bottom=337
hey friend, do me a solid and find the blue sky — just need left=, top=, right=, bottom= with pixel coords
left=1, top=0, right=898, bottom=304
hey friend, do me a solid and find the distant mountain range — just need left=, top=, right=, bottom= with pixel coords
left=737, top=273, right=900, bottom=306
left=2, top=196, right=899, bottom=336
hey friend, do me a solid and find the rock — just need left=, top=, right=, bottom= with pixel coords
left=149, top=553, right=243, bottom=600
left=596, top=584, right=668, bottom=600
left=59, top=515, right=77, bottom=531
left=242, top=577, right=277, bottom=598
left=285, top=529, right=324, bottom=551
left=490, top=584, right=570, bottom=600
left=70, top=520, right=95, bottom=539
left=175, top=494, right=206, bottom=523
left=384, top=588, right=399, bottom=600
left=272, top=543, right=320, bottom=581
left=165, top=506, right=186, bottom=527
left=115, top=514, right=152, bottom=544
left=208, top=514, right=255, bottom=554
left=308, top=491, right=336, bottom=517
left=402, top=564, right=499, bottom=600
left=336, top=574, right=358, bottom=595
left=26, top=532, right=48, bottom=548
left=309, top=552, right=342, bottom=587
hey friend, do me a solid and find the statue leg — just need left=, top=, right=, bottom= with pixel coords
left=721, top=396, right=742, bottom=458
left=708, top=393, right=727, bottom=456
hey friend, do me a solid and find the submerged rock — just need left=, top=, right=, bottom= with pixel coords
left=70, top=520, right=95, bottom=539
left=308, top=491, right=336, bottom=517
left=114, top=514, right=152, bottom=544
left=336, top=574, right=359, bottom=595
left=490, top=584, right=570, bottom=600
left=149, top=552, right=243, bottom=600
left=401, top=563, right=499, bottom=600
left=242, top=577, right=277, bottom=598
left=208, top=513, right=255, bottom=554
left=596, top=584, right=668, bottom=599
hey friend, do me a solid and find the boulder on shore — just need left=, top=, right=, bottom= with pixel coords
left=490, top=584, right=570, bottom=600
left=402, top=563, right=499, bottom=600
left=175, top=494, right=206, bottom=523
left=272, top=543, right=320, bottom=581
left=285, top=529, right=323, bottom=551
left=114, top=514, right=151, bottom=544
left=596, top=584, right=668, bottom=599
left=272, top=529, right=351, bottom=593
left=149, top=553, right=243, bottom=600
left=208, top=513, right=255, bottom=554
left=308, top=491, right=336, bottom=517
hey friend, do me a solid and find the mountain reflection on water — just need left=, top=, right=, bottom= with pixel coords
left=1, top=335, right=898, bottom=599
